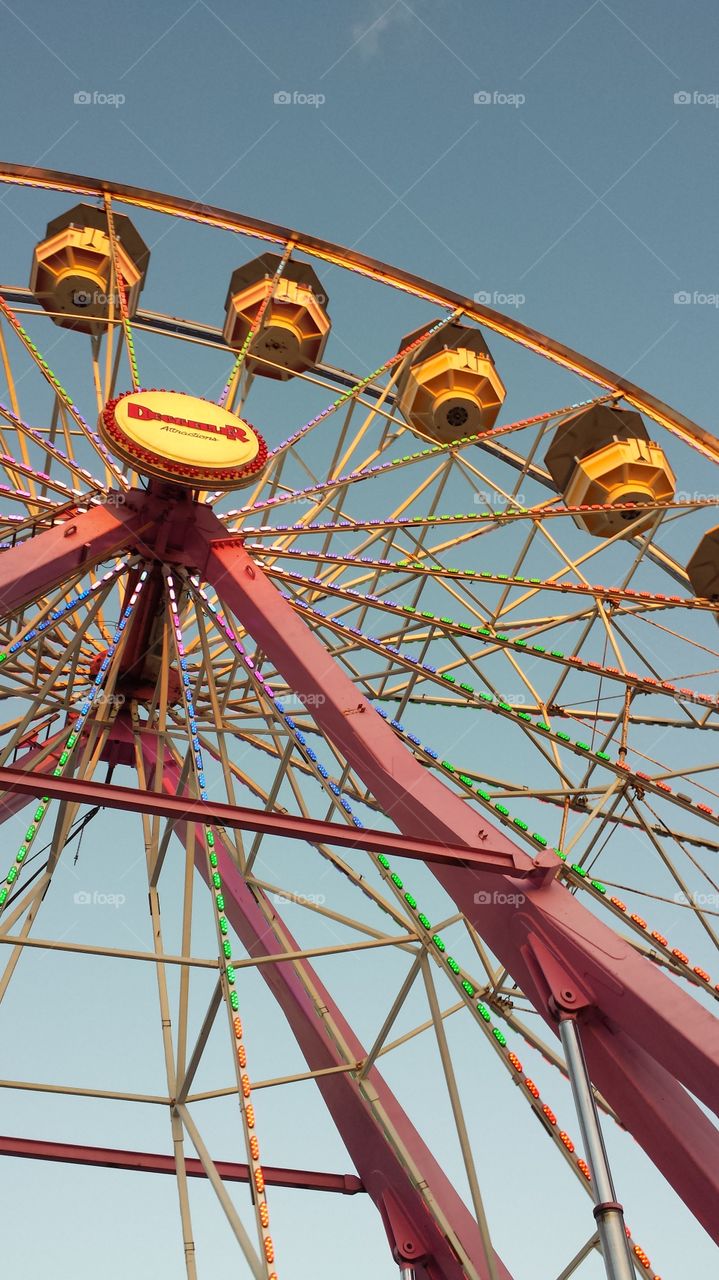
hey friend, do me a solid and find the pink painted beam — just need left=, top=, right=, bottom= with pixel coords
left=0, top=491, right=715, bottom=1241
left=0, top=728, right=513, bottom=1277
left=0, top=763, right=537, bottom=875
left=145, top=740, right=515, bottom=1280
left=0, top=1134, right=363, bottom=1194
left=0, top=500, right=149, bottom=617
left=202, top=525, right=719, bottom=1241
left=0, top=726, right=65, bottom=823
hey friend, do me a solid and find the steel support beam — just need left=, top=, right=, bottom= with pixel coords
left=558, top=1018, right=634, bottom=1280
left=0, top=762, right=538, bottom=875
left=0, top=1134, right=363, bottom=1194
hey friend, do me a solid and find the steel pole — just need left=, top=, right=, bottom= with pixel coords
left=558, top=1018, right=634, bottom=1280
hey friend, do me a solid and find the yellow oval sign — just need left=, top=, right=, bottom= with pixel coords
left=100, top=389, right=267, bottom=489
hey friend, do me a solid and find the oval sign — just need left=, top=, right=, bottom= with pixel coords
left=100, top=389, right=267, bottom=489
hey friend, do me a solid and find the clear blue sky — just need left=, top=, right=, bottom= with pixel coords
left=0, top=2, right=717, bottom=1277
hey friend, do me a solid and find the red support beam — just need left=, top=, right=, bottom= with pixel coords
left=146, top=741, right=515, bottom=1280
left=0, top=726, right=65, bottom=823
left=201, top=521, right=719, bottom=1243
left=0, top=1134, right=363, bottom=1194
left=0, top=499, right=150, bottom=616
left=0, top=763, right=542, bottom=876
left=0, top=487, right=716, bottom=1246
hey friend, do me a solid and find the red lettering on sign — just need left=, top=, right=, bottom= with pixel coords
left=126, top=400, right=249, bottom=442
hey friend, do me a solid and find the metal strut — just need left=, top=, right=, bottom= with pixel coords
left=558, top=1017, right=634, bottom=1280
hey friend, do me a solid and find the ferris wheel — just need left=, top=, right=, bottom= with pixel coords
left=0, top=162, right=716, bottom=1280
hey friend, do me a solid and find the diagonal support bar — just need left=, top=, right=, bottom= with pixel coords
left=0, top=727, right=66, bottom=823
left=0, top=499, right=149, bottom=615
left=0, top=763, right=539, bottom=875
left=0, top=1134, right=363, bottom=1193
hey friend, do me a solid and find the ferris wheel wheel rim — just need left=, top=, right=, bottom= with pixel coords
left=0, top=160, right=713, bottom=462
